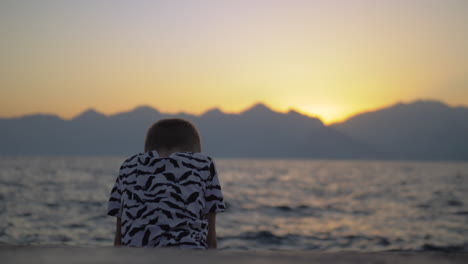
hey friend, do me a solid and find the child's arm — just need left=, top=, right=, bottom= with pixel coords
left=114, top=217, right=122, bottom=246
left=206, top=213, right=217, bottom=249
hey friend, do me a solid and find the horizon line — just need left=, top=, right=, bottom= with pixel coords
left=1, top=98, right=466, bottom=125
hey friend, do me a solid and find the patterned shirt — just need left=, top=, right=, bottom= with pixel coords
left=107, top=151, right=225, bottom=248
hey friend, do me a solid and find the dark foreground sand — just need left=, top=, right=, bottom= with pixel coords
left=1, top=246, right=467, bottom=264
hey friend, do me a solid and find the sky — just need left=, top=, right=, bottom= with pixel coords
left=0, top=0, right=467, bottom=124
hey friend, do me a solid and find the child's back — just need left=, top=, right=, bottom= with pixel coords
left=107, top=119, right=225, bottom=248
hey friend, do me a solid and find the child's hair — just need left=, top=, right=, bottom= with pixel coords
left=144, top=118, right=201, bottom=153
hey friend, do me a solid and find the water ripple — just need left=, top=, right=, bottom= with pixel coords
left=0, top=157, right=467, bottom=252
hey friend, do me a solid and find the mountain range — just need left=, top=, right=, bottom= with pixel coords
left=1, top=100, right=467, bottom=160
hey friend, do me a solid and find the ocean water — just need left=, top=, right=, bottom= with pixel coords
left=0, top=157, right=467, bottom=252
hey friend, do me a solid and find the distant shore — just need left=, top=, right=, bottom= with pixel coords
left=1, top=246, right=467, bottom=264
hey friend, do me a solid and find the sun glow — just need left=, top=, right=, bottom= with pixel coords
left=293, top=104, right=347, bottom=125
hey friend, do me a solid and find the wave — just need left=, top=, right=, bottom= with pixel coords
left=270, top=205, right=311, bottom=212
left=422, top=243, right=468, bottom=253
left=233, top=204, right=373, bottom=217
left=219, top=231, right=468, bottom=252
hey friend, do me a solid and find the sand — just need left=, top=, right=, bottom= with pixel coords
left=1, top=246, right=467, bottom=264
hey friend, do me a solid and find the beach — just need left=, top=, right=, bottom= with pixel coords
left=1, top=246, right=468, bottom=264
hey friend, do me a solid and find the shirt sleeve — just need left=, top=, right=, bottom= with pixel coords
left=107, top=168, right=123, bottom=218
left=203, top=159, right=226, bottom=214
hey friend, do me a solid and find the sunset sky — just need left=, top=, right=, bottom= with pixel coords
left=0, top=0, right=467, bottom=124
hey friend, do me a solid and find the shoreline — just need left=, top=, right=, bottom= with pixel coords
left=1, top=246, right=467, bottom=264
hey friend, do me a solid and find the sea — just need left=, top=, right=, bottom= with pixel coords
left=0, top=157, right=467, bottom=252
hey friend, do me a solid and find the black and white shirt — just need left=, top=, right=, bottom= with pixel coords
left=107, top=151, right=225, bottom=248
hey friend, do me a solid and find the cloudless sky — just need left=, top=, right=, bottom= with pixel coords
left=0, top=0, right=467, bottom=123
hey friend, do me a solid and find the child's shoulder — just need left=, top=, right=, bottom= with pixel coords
left=123, top=152, right=140, bottom=163
left=118, top=151, right=157, bottom=168
left=171, top=152, right=214, bottom=163
left=118, top=151, right=215, bottom=172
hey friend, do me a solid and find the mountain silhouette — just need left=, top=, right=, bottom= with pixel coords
left=241, top=103, right=277, bottom=116
left=331, top=100, right=468, bottom=160
left=0, top=100, right=466, bottom=160
left=72, top=108, right=107, bottom=122
left=195, top=103, right=377, bottom=158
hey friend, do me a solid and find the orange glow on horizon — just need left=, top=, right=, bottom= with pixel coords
left=2, top=98, right=461, bottom=126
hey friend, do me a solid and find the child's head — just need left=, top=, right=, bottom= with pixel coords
left=144, top=118, right=201, bottom=153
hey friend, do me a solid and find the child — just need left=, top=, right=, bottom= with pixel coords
left=107, top=118, right=226, bottom=248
